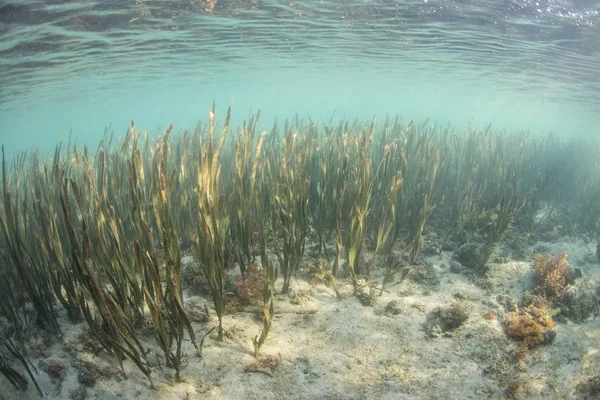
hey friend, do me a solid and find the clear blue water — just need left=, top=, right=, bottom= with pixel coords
left=0, top=0, right=599, bottom=154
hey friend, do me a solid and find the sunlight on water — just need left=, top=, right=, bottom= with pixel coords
left=0, top=0, right=598, bottom=153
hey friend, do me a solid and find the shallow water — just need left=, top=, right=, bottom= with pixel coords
left=0, top=0, right=599, bottom=153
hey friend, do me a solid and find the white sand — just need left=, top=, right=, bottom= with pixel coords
left=1, top=237, right=599, bottom=400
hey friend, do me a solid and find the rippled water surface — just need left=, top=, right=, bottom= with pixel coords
left=0, top=0, right=599, bottom=152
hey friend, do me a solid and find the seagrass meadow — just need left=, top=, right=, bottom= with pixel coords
left=1, top=105, right=600, bottom=399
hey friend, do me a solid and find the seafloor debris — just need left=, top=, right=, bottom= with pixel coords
left=425, top=302, right=470, bottom=337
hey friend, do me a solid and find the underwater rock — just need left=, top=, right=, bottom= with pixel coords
left=557, top=279, right=600, bottom=322
left=422, top=236, right=442, bottom=256
left=454, top=243, right=483, bottom=271
left=425, top=303, right=469, bottom=336
left=441, top=240, right=455, bottom=252
left=357, top=289, right=376, bottom=307
left=408, top=262, right=440, bottom=288
left=77, top=368, right=96, bottom=387
left=384, top=300, right=402, bottom=316
left=449, top=261, right=464, bottom=273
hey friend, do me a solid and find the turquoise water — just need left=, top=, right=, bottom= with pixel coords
left=0, top=0, right=599, bottom=154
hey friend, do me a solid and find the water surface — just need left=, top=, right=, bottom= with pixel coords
left=0, top=0, right=598, bottom=153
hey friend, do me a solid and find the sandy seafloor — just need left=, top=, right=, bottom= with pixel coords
left=1, top=235, right=599, bottom=400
